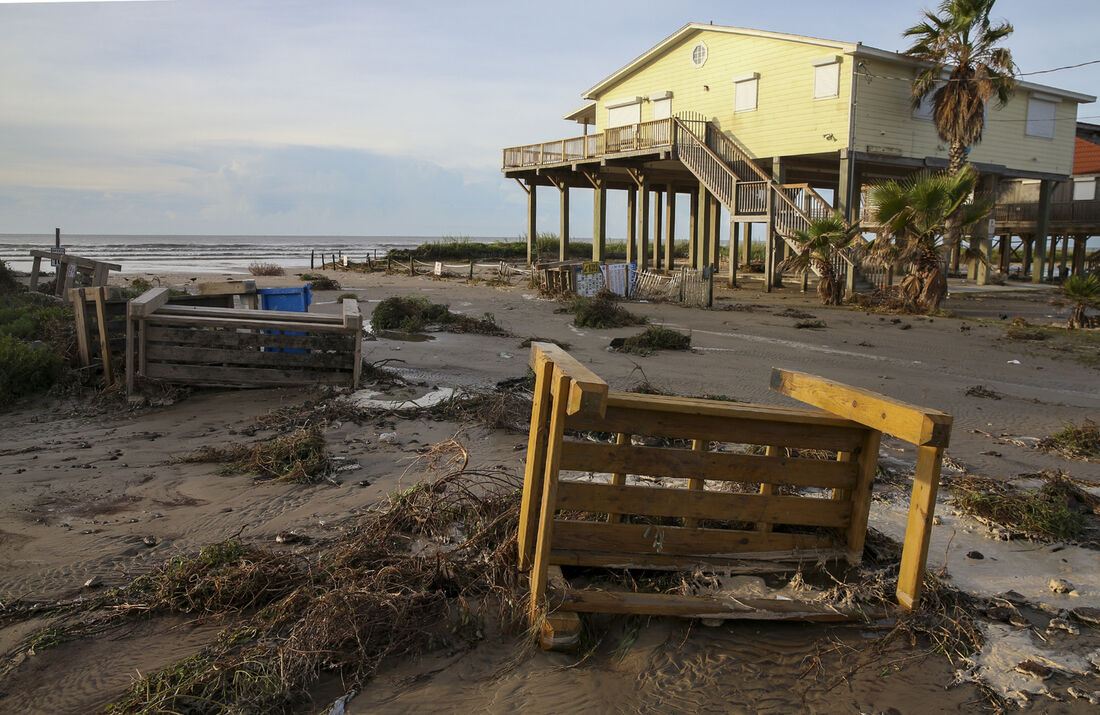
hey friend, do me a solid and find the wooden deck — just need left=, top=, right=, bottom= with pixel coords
left=994, top=201, right=1100, bottom=235
left=503, top=118, right=674, bottom=170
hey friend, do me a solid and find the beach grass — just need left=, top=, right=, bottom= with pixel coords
left=616, top=325, right=691, bottom=356
left=564, top=292, right=646, bottom=329
left=371, top=296, right=510, bottom=336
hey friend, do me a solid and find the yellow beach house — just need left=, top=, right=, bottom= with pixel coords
left=502, top=23, right=1094, bottom=288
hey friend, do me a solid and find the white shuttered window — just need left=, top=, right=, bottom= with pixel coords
left=1026, top=97, right=1057, bottom=138
left=812, top=57, right=840, bottom=99
left=652, top=97, right=672, bottom=120
left=607, top=101, right=641, bottom=128
left=733, top=73, right=759, bottom=113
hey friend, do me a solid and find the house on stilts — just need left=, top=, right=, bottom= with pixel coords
left=502, top=23, right=1095, bottom=291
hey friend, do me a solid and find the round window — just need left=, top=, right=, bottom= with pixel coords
left=691, top=42, right=708, bottom=68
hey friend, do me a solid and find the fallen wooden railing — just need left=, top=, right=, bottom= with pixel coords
left=519, top=343, right=951, bottom=647
left=125, top=286, right=361, bottom=397
left=29, top=250, right=121, bottom=301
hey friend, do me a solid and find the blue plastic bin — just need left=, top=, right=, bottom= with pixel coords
left=258, top=285, right=312, bottom=353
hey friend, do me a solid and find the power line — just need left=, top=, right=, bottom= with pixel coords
left=1020, top=59, right=1100, bottom=76
left=854, top=58, right=1100, bottom=85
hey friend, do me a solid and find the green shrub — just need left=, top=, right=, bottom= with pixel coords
left=0, top=260, right=21, bottom=295
left=371, top=296, right=508, bottom=335
left=0, top=333, right=66, bottom=406
left=120, top=277, right=154, bottom=299
left=0, top=293, right=72, bottom=341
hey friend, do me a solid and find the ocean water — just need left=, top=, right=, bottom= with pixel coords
left=0, top=234, right=509, bottom=275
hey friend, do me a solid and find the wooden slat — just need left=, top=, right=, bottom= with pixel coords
left=606, top=432, right=629, bottom=524
left=144, top=362, right=351, bottom=386
left=93, top=287, right=114, bottom=385
left=529, top=342, right=608, bottom=418
left=549, top=548, right=844, bottom=572
left=605, top=391, right=861, bottom=429
left=71, top=288, right=92, bottom=366
left=558, top=441, right=859, bottom=489
left=556, top=482, right=849, bottom=528
left=530, top=369, right=571, bottom=624
left=566, top=404, right=866, bottom=452
left=551, top=520, right=835, bottom=556
left=145, top=326, right=353, bottom=351
left=155, top=304, right=344, bottom=323
left=145, top=344, right=354, bottom=369
left=196, top=280, right=256, bottom=296
left=770, top=368, right=953, bottom=448
left=555, top=589, right=868, bottom=622
left=845, top=429, right=883, bottom=564
left=146, top=313, right=353, bottom=333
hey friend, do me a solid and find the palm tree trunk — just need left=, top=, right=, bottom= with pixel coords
left=944, top=141, right=969, bottom=279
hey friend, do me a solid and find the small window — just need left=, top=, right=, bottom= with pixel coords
left=913, top=87, right=937, bottom=121
left=607, top=101, right=641, bottom=128
left=733, top=73, right=759, bottom=113
left=812, top=56, right=840, bottom=99
left=691, top=42, right=708, bottom=68
left=1073, top=177, right=1096, bottom=201
left=652, top=97, right=672, bottom=120
left=1026, top=97, right=1057, bottom=138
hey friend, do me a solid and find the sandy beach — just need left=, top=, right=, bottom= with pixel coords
left=1, top=266, right=1098, bottom=713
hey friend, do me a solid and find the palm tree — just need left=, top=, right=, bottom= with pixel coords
left=1060, top=273, right=1100, bottom=329
left=905, top=0, right=1017, bottom=175
left=780, top=214, right=860, bottom=305
left=866, top=167, right=992, bottom=312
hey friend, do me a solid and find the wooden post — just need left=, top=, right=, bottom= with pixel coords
left=1047, top=235, right=1057, bottom=282
left=526, top=182, right=537, bottom=266
left=29, top=255, right=42, bottom=291
left=696, top=182, right=709, bottom=270
left=664, top=186, right=675, bottom=271
left=687, top=187, right=698, bottom=268
left=606, top=432, right=628, bottom=524
left=518, top=358, right=555, bottom=570
left=1022, top=235, right=1033, bottom=278
left=728, top=220, right=739, bottom=288
left=626, top=187, right=637, bottom=265
left=468, top=259, right=475, bottom=281
left=653, top=188, right=663, bottom=270
left=1032, top=180, right=1052, bottom=283
left=756, top=445, right=780, bottom=532
left=530, top=368, right=570, bottom=624
left=742, top=223, right=753, bottom=268
left=125, top=304, right=135, bottom=397
left=558, top=181, right=570, bottom=262
left=682, top=438, right=707, bottom=528
left=845, top=429, right=883, bottom=563
left=592, top=181, right=606, bottom=262
left=638, top=179, right=650, bottom=271
left=1059, top=236, right=1069, bottom=279
left=764, top=190, right=775, bottom=292
left=93, top=287, right=114, bottom=385
left=409, top=257, right=415, bottom=276
left=311, top=250, right=315, bottom=269
left=707, top=191, right=720, bottom=270
left=72, top=288, right=92, bottom=366
left=896, top=445, right=945, bottom=609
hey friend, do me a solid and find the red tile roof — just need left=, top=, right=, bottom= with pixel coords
left=1074, top=136, right=1100, bottom=175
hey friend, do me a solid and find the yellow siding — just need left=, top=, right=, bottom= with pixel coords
left=852, top=57, right=1077, bottom=176
left=591, top=29, right=853, bottom=160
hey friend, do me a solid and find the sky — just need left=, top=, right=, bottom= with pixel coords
left=1, top=0, right=1098, bottom=238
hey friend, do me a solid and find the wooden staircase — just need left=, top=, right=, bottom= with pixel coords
left=672, top=117, right=878, bottom=289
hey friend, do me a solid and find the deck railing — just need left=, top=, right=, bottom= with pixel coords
left=503, top=118, right=674, bottom=168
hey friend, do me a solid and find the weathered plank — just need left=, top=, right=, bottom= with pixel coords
left=896, top=445, right=945, bottom=609
left=196, top=279, right=256, bottom=296
left=529, top=342, right=608, bottom=418
left=566, top=405, right=866, bottom=452
left=93, top=287, right=114, bottom=384
left=146, top=313, right=352, bottom=333
left=29, top=250, right=121, bottom=271
left=144, top=362, right=351, bottom=386
left=606, top=391, right=861, bottom=429
left=550, top=519, right=835, bottom=556
left=518, top=357, right=554, bottom=571
left=145, top=344, right=354, bottom=369
left=145, top=326, right=353, bottom=351
left=555, top=589, right=867, bottom=621
left=530, top=370, right=571, bottom=624
left=845, top=429, right=883, bottom=564
left=155, top=304, right=344, bottom=324
left=541, top=566, right=581, bottom=651
left=556, top=482, right=850, bottom=528
left=549, top=548, right=845, bottom=572
left=71, top=288, right=92, bottom=366
left=558, top=441, right=858, bottom=489
left=770, top=368, right=953, bottom=448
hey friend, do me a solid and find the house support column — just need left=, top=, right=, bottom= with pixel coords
left=1072, top=235, right=1087, bottom=276
left=631, top=170, right=650, bottom=272
left=708, top=192, right=721, bottom=270
left=664, top=186, right=676, bottom=270
left=688, top=188, right=698, bottom=268
left=998, top=235, right=1010, bottom=273
left=742, top=223, right=753, bottom=267
left=728, top=220, right=739, bottom=288
left=696, top=181, right=710, bottom=270
left=1047, top=236, right=1057, bottom=282
left=653, top=189, right=663, bottom=270
left=836, top=153, right=856, bottom=223
left=974, top=175, right=997, bottom=286
left=547, top=176, right=570, bottom=262
left=522, top=181, right=537, bottom=266
left=590, top=177, right=606, bottom=262
left=1032, top=180, right=1052, bottom=283
left=1059, top=236, right=1069, bottom=278
left=626, top=187, right=637, bottom=265
left=1022, top=236, right=1033, bottom=278
left=764, top=186, right=776, bottom=292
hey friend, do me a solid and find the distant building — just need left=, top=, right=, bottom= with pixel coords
left=502, top=23, right=1095, bottom=287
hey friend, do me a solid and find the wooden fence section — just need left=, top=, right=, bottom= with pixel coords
left=519, top=344, right=952, bottom=647
left=29, top=251, right=121, bottom=301
left=70, top=281, right=258, bottom=385
left=125, top=287, right=361, bottom=396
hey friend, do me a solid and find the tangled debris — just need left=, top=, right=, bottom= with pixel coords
left=1039, top=419, right=1100, bottom=461
left=371, top=296, right=510, bottom=336
left=612, top=325, right=691, bottom=356
left=950, top=473, right=1098, bottom=542
left=174, top=425, right=333, bottom=483
left=562, top=291, right=647, bottom=329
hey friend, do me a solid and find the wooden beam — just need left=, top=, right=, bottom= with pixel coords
left=71, top=288, right=92, bottom=366
left=556, top=588, right=871, bottom=621
left=518, top=357, right=555, bottom=571
left=128, top=286, right=173, bottom=318
left=93, top=287, right=114, bottom=385
left=530, top=369, right=571, bottom=625
left=528, top=342, right=608, bottom=418
left=770, top=368, right=952, bottom=448
left=551, top=519, right=835, bottom=557
left=896, top=445, right=945, bottom=609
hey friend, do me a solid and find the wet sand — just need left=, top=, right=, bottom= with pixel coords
left=1, top=268, right=1097, bottom=712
